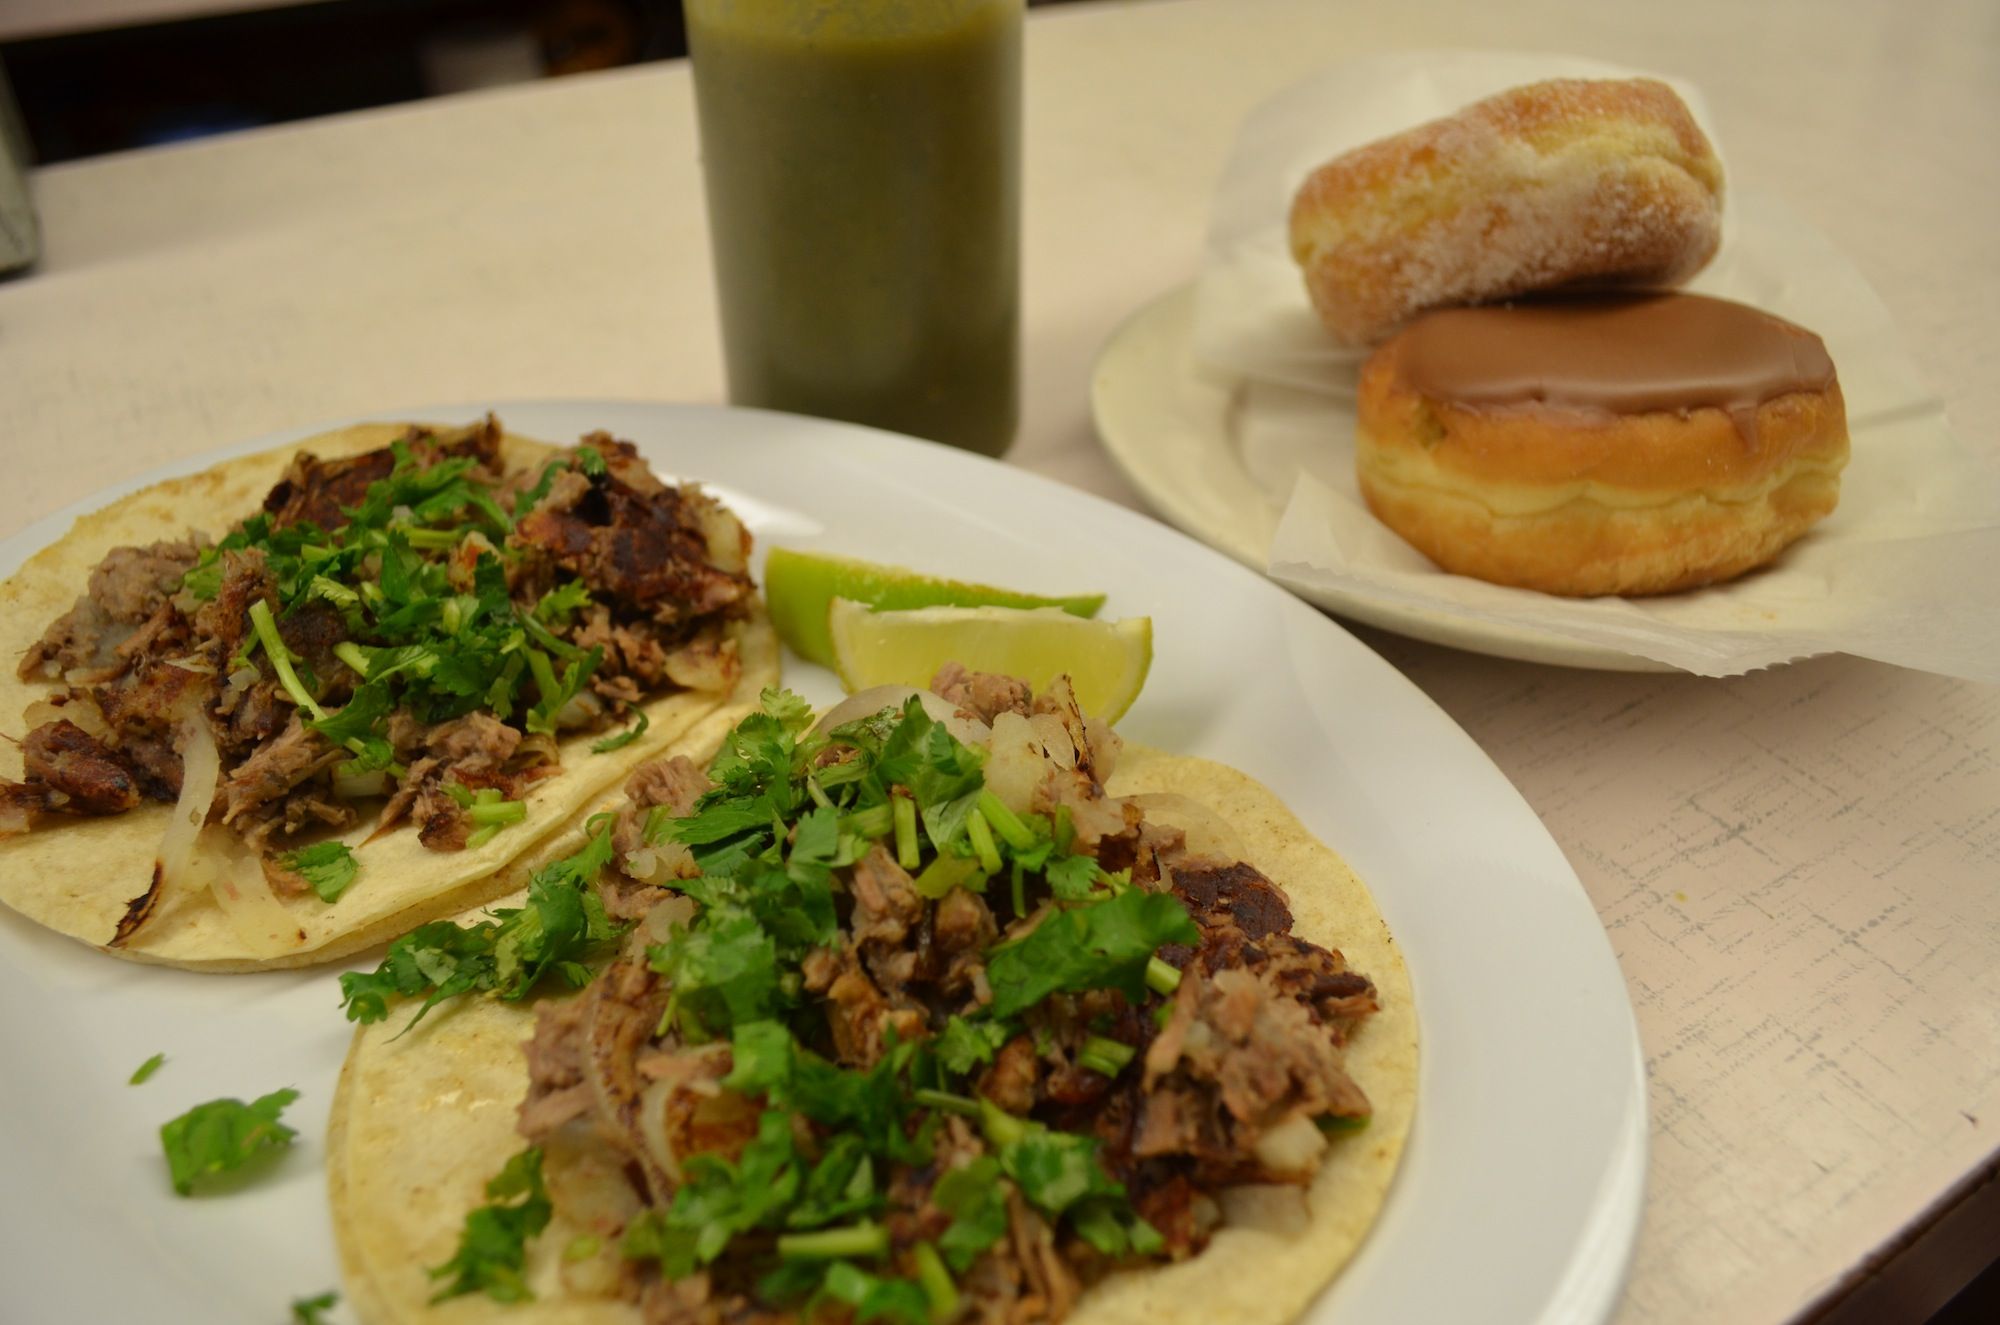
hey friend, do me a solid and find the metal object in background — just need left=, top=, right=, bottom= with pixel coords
left=0, top=62, right=39, bottom=274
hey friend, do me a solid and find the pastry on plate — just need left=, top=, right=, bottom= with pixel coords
left=1289, top=78, right=1724, bottom=347
left=1354, top=292, right=1848, bottom=596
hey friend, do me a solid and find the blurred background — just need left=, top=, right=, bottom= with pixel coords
left=0, top=0, right=1084, bottom=164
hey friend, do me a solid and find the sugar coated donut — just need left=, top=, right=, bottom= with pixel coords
left=1354, top=293, right=1849, bottom=596
left=1289, top=78, right=1725, bottom=347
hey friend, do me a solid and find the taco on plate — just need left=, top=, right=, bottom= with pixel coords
left=0, top=416, right=778, bottom=969
left=327, top=669, right=1416, bottom=1324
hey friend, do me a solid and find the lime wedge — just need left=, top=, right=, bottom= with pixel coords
left=765, top=548, right=1105, bottom=668
left=827, top=600, right=1152, bottom=722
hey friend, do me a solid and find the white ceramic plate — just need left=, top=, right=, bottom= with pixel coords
left=0, top=401, right=1645, bottom=1325
left=1091, top=285, right=1673, bottom=672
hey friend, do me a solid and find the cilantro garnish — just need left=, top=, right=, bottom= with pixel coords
left=180, top=438, right=635, bottom=781
left=289, top=1291, right=338, bottom=1325
left=428, top=1147, right=551, bottom=1303
left=338, top=823, right=619, bottom=1027
left=128, top=1052, right=166, bottom=1085
left=933, top=1157, right=1010, bottom=1270
left=985, top=888, right=1200, bottom=1018
left=590, top=706, right=649, bottom=754
left=411, top=687, right=1196, bottom=1313
left=278, top=840, right=360, bottom=903
left=934, top=1015, right=1011, bottom=1075
left=511, top=458, right=569, bottom=517
left=534, top=579, right=593, bottom=626
left=803, top=1261, right=931, bottom=1325
left=978, top=1101, right=1164, bottom=1257
left=873, top=698, right=985, bottom=850
left=158, top=1088, right=300, bottom=1195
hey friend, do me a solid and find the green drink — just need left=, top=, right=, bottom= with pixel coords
left=686, top=0, right=1023, bottom=456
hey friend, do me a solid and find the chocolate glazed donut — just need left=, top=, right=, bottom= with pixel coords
left=1354, top=293, right=1850, bottom=597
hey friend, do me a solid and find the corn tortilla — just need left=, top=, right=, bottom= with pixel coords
left=328, top=744, right=1417, bottom=1323
left=0, top=423, right=779, bottom=970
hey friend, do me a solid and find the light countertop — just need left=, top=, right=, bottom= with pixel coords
left=3, top=1, right=1997, bottom=1321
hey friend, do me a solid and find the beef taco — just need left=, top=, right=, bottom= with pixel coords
left=326, top=671, right=1416, bottom=1325
left=0, top=417, right=779, bottom=969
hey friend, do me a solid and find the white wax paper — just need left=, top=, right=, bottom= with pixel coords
left=1192, top=51, right=2000, bottom=680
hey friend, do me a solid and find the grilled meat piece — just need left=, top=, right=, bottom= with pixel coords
left=262, top=417, right=503, bottom=531
left=933, top=662, right=1034, bottom=724
left=19, top=540, right=201, bottom=681
left=22, top=719, right=144, bottom=813
left=1169, top=857, right=1294, bottom=944
left=193, top=549, right=275, bottom=658
left=217, top=714, right=337, bottom=830
left=513, top=443, right=752, bottom=621
left=262, top=447, right=398, bottom=532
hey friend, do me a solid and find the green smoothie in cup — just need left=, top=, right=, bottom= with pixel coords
left=686, top=0, right=1022, bottom=457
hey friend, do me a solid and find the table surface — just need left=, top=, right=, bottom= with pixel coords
left=4, top=0, right=1997, bottom=1321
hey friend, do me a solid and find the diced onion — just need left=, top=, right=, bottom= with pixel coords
left=812, top=685, right=990, bottom=747
left=695, top=500, right=749, bottom=576
left=638, top=1079, right=682, bottom=1186
left=556, top=690, right=605, bottom=730
left=163, top=655, right=216, bottom=675
left=1082, top=715, right=1123, bottom=781
left=1028, top=713, right=1076, bottom=770
left=1250, top=1112, right=1329, bottom=1176
left=1219, top=1186, right=1311, bottom=1234
left=641, top=894, right=695, bottom=940
left=226, top=665, right=261, bottom=695
left=984, top=712, right=1047, bottom=815
left=20, top=701, right=61, bottom=730
left=24, top=698, right=110, bottom=741
left=1131, top=793, right=1248, bottom=863
left=542, top=1119, right=643, bottom=1298
left=623, top=839, right=695, bottom=887
left=154, top=717, right=223, bottom=922
left=333, top=769, right=390, bottom=800
left=206, top=831, right=307, bottom=958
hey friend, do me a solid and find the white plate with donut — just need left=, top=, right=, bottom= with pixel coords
left=1091, top=53, right=2000, bottom=680
left=1091, top=283, right=1673, bottom=671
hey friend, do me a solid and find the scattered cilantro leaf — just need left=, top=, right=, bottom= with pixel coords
left=787, top=1135, right=880, bottom=1229
left=875, top=697, right=985, bottom=850
left=933, top=1157, right=1010, bottom=1271
left=987, top=1118, right=1162, bottom=1258
left=986, top=889, right=1200, bottom=1018
left=290, top=1291, right=338, bottom=1325
left=280, top=840, right=360, bottom=903
left=511, top=458, right=570, bottom=517
left=534, top=579, right=593, bottom=626
left=339, top=825, right=619, bottom=1026
left=590, top=706, right=649, bottom=754
left=1044, top=852, right=1106, bottom=901
left=649, top=907, right=781, bottom=1034
left=128, top=1052, right=166, bottom=1085
left=524, top=645, right=603, bottom=735
left=158, top=1088, right=300, bottom=1195
left=665, top=1110, right=803, bottom=1265
left=428, top=1147, right=551, bottom=1303
left=935, top=1016, right=1012, bottom=1076
left=810, top=1262, right=930, bottom=1325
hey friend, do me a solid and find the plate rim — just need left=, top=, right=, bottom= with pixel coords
left=0, top=398, right=1649, bottom=1325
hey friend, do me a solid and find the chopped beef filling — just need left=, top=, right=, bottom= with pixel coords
left=1, top=419, right=755, bottom=880
left=509, top=673, right=1381, bottom=1324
